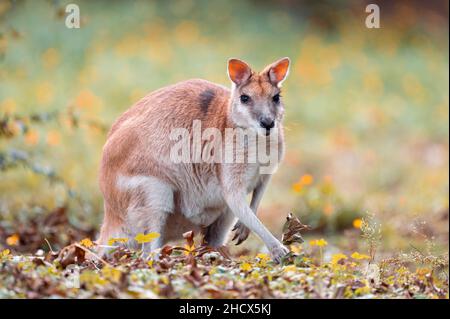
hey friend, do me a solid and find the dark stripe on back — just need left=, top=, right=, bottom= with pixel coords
left=199, top=89, right=216, bottom=113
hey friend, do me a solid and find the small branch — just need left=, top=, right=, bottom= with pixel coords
left=44, top=238, right=55, bottom=254
left=73, top=243, right=111, bottom=267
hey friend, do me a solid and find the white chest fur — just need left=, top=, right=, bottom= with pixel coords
left=179, top=163, right=261, bottom=227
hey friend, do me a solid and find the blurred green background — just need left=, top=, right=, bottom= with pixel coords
left=0, top=0, right=448, bottom=256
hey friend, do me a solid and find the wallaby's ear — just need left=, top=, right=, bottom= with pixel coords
left=227, top=58, right=252, bottom=86
left=266, top=57, right=290, bottom=87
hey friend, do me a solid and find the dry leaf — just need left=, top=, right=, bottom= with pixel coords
left=183, top=230, right=195, bottom=247
left=282, top=213, right=311, bottom=245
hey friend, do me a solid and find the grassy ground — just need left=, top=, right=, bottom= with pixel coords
left=0, top=0, right=448, bottom=298
left=0, top=212, right=448, bottom=298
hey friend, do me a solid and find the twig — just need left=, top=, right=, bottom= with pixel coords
left=73, top=243, right=111, bottom=267
left=89, top=259, right=101, bottom=271
left=44, top=238, right=55, bottom=254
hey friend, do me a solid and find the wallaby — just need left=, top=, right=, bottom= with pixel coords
left=97, top=58, right=291, bottom=262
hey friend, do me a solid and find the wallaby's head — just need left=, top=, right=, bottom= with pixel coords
left=227, top=57, right=290, bottom=136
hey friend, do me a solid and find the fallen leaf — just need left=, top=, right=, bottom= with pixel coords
left=282, top=213, right=311, bottom=245
left=55, top=244, right=86, bottom=268
left=183, top=230, right=195, bottom=247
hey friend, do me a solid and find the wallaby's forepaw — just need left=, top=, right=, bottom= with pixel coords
left=269, top=244, right=289, bottom=263
left=231, top=221, right=250, bottom=245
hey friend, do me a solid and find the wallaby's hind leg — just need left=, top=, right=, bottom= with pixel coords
left=203, top=209, right=236, bottom=248
left=127, top=206, right=170, bottom=253
left=96, top=204, right=129, bottom=256
left=118, top=175, right=175, bottom=253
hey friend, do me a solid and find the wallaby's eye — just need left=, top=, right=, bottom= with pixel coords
left=273, top=94, right=280, bottom=103
left=240, top=94, right=250, bottom=104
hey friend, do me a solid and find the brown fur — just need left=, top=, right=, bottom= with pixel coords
left=98, top=58, right=291, bottom=261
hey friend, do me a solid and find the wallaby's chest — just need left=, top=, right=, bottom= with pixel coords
left=176, top=163, right=261, bottom=226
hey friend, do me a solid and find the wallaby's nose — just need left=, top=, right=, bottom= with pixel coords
left=259, top=117, right=275, bottom=130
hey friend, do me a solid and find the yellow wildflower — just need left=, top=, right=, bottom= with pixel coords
left=292, top=174, right=315, bottom=193
left=134, top=232, right=160, bottom=244
left=310, top=238, right=328, bottom=247
left=283, top=265, right=297, bottom=273
left=331, top=253, right=347, bottom=265
left=240, top=262, right=252, bottom=272
left=353, top=218, right=362, bottom=229
left=355, top=286, right=371, bottom=296
left=351, top=252, right=371, bottom=260
left=1, top=249, right=10, bottom=257
left=6, top=234, right=19, bottom=246
left=416, top=267, right=431, bottom=280
left=101, top=266, right=122, bottom=283
left=209, top=267, right=217, bottom=275
left=256, top=253, right=270, bottom=260
left=184, top=244, right=196, bottom=256
left=108, top=237, right=129, bottom=246
left=80, top=238, right=94, bottom=248
left=250, top=271, right=260, bottom=280
left=256, top=253, right=270, bottom=267
left=161, top=276, right=170, bottom=285
left=289, top=245, right=302, bottom=254
left=292, top=182, right=303, bottom=193
left=300, top=174, right=314, bottom=185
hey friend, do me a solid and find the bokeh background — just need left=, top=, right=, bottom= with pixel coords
left=0, top=0, right=448, bottom=259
